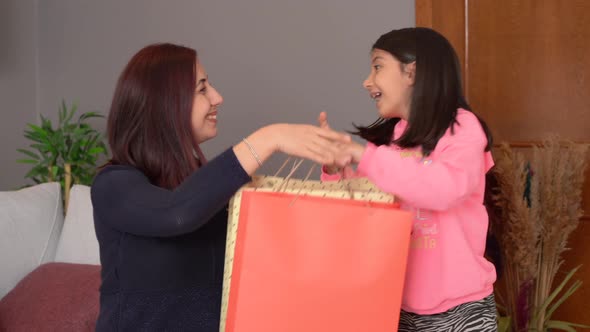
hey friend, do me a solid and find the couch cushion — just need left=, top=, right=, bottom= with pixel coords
left=55, top=184, right=100, bottom=265
left=0, top=182, right=64, bottom=299
left=0, top=262, right=100, bottom=331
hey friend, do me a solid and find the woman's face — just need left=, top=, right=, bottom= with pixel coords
left=192, top=61, right=224, bottom=144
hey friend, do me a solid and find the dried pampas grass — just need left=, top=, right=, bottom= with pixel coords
left=489, top=136, right=589, bottom=331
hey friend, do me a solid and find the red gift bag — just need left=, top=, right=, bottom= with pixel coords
left=223, top=183, right=412, bottom=332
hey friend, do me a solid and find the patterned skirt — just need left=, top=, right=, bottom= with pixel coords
left=398, top=294, right=498, bottom=332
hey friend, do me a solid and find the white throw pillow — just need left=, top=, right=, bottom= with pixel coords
left=54, top=184, right=100, bottom=265
left=0, top=182, right=64, bottom=299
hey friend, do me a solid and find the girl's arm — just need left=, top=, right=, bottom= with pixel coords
left=357, top=118, right=492, bottom=211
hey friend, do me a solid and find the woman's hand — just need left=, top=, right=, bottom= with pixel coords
left=234, top=123, right=352, bottom=175
left=272, top=123, right=351, bottom=165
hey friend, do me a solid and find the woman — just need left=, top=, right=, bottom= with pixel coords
left=91, top=43, right=350, bottom=331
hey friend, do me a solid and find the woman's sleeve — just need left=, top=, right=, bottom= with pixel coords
left=91, top=148, right=251, bottom=237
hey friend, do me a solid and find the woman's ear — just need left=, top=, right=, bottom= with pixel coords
left=404, top=61, right=416, bottom=86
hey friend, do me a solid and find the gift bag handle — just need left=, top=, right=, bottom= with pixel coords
left=267, top=157, right=355, bottom=202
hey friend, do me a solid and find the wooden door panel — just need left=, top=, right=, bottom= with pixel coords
left=416, top=0, right=590, bottom=323
left=467, top=0, right=590, bottom=142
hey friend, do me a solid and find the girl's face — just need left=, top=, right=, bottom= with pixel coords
left=363, top=49, right=414, bottom=120
left=192, top=61, right=223, bottom=144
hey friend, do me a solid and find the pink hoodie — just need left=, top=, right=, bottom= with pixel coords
left=322, top=109, right=496, bottom=314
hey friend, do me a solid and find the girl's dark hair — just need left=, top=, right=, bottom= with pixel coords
left=106, top=43, right=204, bottom=190
left=354, top=27, right=492, bottom=156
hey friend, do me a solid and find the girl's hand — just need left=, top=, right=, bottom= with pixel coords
left=318, top=112, right=347, bottom=174
left=318, top=111, right=331, bottom=130
left=318, top=112, right=364, bottom=173
left=335, top=141, right=365, bottom=166
left=348, top=141, right=365, bottom=164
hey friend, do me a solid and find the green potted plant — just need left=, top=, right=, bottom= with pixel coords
left=17, top=100, right=108, bottom=213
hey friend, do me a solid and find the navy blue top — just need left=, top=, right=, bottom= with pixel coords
left=91, top=148, right=250, bottom=331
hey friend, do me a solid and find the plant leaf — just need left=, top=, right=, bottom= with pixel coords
left=533, top=265, right=582, bottom=323
left=59, top=100, right=66, bottom=123
left=546, top=320, right=590, bottom=331
left=17, top=159, right=39, bottom=164
left=30, top=143, right=50, bottom=152
left=497, top=316, right=511, bottom=332
left=17, top=149, right=40, bottom=160
left=88, top=147, right=105, bottom=155
left=24, top=132, right=46, bottom=144
left=25, top=165, right=48, bottom=179
left=65, top=102, right=77, bottom=124
left=40, top=115, right=53, bottom=130
left=79, top=111, right=104, bottom=121
left=27, top=124, right=50, bottom=140
left=545, top=280, right=582, bottom=321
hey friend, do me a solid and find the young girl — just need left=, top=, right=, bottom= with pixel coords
left=321, top=27, right=498, bottom=331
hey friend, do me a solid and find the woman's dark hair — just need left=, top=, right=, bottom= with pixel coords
left=354, top=27, right=492, bottom=156
left=107, top=43, right=204, bottom=190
